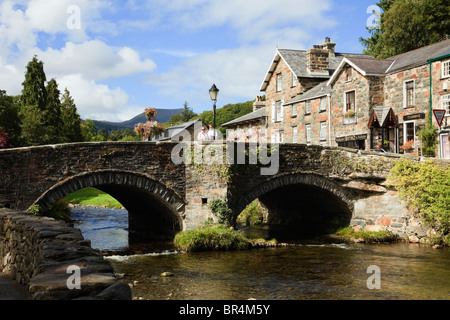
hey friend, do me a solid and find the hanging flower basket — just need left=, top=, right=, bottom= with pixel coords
left=145, top=107, right=157, bottom=121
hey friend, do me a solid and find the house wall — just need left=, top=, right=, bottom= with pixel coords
left=294, top=96, right=329, bottom=146
left=264, top=57, right=325, bottom=143
left=329, top=66, right=374, bottom=150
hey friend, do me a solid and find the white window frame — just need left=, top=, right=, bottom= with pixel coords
left=442, top=60, right=450, bottom=79
left=276, top=73, right=282, bottom=92
left=306, top=124, right=312, bottom=143
left=292, top=126, right=298, bottom=143
left=442, top=94, right=450, bottom=116
left=305, top=100, right=311, bottom=114
left=343, top=89, right=356, bottom=113
left=320, top=122, right=327, bottom=141
left=292, top=73, right=297, bottom=87
left=404, top=120, right=416, bottom=144
left=403, top=80, right=415, bottom=108
left=292, top=104, right=297, bottom=117
left=320, top=97, right=327, bottom=112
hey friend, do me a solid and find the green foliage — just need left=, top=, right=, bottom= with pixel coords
left=174, top=222, right=251, bottom=252
left=43, top=199, right=72, bottom=222
left=417, top=124, right=437, bottom=157
left=208, top=199, right=232, bottom=226
left=199, top=100, right=254, bottom=136
left=21, top=55, right=47, bottom=110
left=360, top=0, right=450, bottom=58
left=238, top=199, right=265, bottom=226
left=0, top=90, right=21, bottom=147
left=60, top=88, right=83, bottom=143
left=334, top=227, right=399, bottom=243
left=181, top=101, right=197, bottom=122
left=389, top=159, right=450, bottom=234
left=28, top=204, right=40, bottom=216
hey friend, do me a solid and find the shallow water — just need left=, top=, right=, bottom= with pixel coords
left=72, top=206, right=450, bottom=300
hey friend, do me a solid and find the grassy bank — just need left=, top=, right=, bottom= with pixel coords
left=329, top=227, right=399, bottom=244
left=64, top=187, right=124, bottom=209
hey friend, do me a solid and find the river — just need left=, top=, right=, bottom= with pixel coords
left=71, top=206, right=450, bottom=300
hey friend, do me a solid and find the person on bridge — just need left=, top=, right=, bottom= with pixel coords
left=208, top=124, right=217, bottom=141
left=197, top=126, right=208, bottom=141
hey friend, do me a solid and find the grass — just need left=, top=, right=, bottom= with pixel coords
left=64, top=187, right=124, bottom=209
left=174, top=223, right=252, bottom=252
left=331, top=227, right=399, bottom=243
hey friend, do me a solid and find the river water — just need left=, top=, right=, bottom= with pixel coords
left=71, top=206, right=450, bottom=300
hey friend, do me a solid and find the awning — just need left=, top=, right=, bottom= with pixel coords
left=368, top=107, right=398, bottom=128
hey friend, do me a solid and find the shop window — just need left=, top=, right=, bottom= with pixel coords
left=404, top=121, right=415, bottom=144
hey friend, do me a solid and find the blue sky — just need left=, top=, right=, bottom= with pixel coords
left=0, top=0, right=381, bottom=122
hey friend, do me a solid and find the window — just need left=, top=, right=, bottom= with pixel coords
left=292, top=126, right=298, bottom=143
left=442, top=60, right=450, bottom=78
left=344, top=90, right=356, bottom=112
left=306, top=124, right=311, bottom=143
left=320, top=122, right=327, bottom=141
left=276, top=73, right=282, bottom=92
left=276, top=100, right=283, bottom=122
left=320, top=97, right=327, bottom=112
left=404, top=80, right=415, bottom=108
left=404, top=121, right=415, bottom=144
left=442, top=94, right=450, bottom=115
left=305, top=100, right=311, bottom=114
left=272, top=129, right=284, bottom=143
left=292, top=104, right=297, bottom=117
left=292, top=74, right=297, bottom=87
left=345, top=67, right=352, bottom=81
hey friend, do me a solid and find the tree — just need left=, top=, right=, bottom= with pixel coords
left=44, top=78, right=63, bottom=144
left=81, top=119, right=98, bottom=141
left=181, top=101, right=196, bottom=122
left=0, top=90, right=21, bottom=146
left=360, top=0, right=450, bottom=58
left=21, top=55, right=47, bottom=109
left=20, top=56, right=50, bottom=146
left=0, top=129, right=12, bottom=149
left=61, top=88, right=83, bottom=143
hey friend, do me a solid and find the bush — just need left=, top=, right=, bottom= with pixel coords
left=389, top=159, right=450, bottom=234
left=417, top=125, right=437, bottom=157
left=208, top=199, right=232, bottom=226
left=174, top=223, right=251, bottom=252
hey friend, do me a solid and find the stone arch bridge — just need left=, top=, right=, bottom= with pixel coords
left=0, top=141, right=432, bottom=240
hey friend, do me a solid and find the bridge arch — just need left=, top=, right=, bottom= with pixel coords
left=232, top=173, right=355, bottom=239
left=33, top=170, right=186, bottom=240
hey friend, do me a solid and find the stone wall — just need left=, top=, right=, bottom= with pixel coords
left=0, top=208, right=131, bottom=300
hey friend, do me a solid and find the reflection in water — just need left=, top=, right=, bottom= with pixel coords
left=72, top=206, right=450, bottom=300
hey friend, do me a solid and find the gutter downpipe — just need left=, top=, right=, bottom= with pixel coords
left=328, top=93, right=332, bottom=147
left=427, top=53, right=450, bottom=158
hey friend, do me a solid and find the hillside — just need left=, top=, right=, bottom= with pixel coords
left=90, top=108, right=184, bottom=131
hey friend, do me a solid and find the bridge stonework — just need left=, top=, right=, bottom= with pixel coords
left=0, top=141, right=441, bottom=240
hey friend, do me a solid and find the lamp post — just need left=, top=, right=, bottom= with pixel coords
left=209, top=84, right=219, bottom=140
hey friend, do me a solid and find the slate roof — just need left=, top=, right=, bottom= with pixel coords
left=284, top=81, right=331, bottom=105
left=221, top=108, right=267, bottom=127
left=260, top=49, right=371, bottom=91
left=329, top=38, right=450, bottom=85
left=387, top=38, right=450, bottom=73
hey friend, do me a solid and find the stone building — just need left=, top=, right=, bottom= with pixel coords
left=327, top=38, right=450, bottom=157
left=249, top=37, right=450, bottom=158
left=258, top=37, right=371, bottom=145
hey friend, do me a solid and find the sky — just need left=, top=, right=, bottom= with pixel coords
left=0, top=0, right=382, bottom=122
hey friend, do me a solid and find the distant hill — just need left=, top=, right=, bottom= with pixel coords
left=90, top=108, right=184, bottom=132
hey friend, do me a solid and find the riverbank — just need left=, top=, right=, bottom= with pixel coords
left=64, top=187, right=124, bottom=209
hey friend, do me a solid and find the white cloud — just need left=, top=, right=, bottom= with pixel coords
left=34, top=40, right=156, bottom=81
left=57, top=74, right=130, bottom=121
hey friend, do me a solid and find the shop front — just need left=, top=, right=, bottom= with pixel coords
left=368, top=107, right=398, bottom=153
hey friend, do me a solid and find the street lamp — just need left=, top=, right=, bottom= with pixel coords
left=209, top=84, right=219, bottom=140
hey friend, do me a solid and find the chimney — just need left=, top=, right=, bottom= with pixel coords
left=307, top=46, right=329, bottom=76
left=322, top=37, right=336, bottom=58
